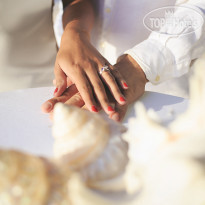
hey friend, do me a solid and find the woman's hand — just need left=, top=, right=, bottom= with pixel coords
left=42, top=54, right=147, bottom=122
left=54, top=27, right=128, bottom=115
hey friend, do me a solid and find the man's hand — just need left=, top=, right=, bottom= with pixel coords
left=109, top=54, right=147, bottom=121
left=42, top=84, right=85, bottom=114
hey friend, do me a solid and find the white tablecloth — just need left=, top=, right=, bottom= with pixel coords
left=0, top=87, right=188, bottom=157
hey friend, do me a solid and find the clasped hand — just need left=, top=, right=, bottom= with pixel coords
left=52, top=28, right=128, bottom=114
left=42, top=28, right=147, bottom=121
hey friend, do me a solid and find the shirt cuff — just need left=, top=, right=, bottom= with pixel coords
left=125, top=3, right=205, bottom=85
left=125, top=39, right=177, bottom=84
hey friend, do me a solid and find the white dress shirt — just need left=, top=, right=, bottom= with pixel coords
left=53, top=0, right=205, bottom=98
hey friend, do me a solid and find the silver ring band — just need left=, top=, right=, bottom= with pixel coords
left=99, top=65, right=109, bottom=75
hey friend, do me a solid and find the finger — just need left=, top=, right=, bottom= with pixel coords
left=111, top=65, right=129, bottom=89
left=72, top=67, right=98, bottom=113
left=81, top=105, right=88, bottom=110
left=99, top=66, right=127, bottom=106
left=54, top=62, right=67, bottom=97
left=100, top=57, right=128, bottom=90
left=41, top=85, right=78, bottom=113
left=53, top=77, right=73, bottom=87
left=86, top=66, right=115, bottom=115
left=53, top=79, right=56, bottom=86
left=66, top=77, right=73, bottom=87
left=81, top=105, right=102, bottom=113
left=110, top=103, right=128, bottom=122
left=49, top=94, right=83, bottom=120
left=64, top=92, right=85, bottom=107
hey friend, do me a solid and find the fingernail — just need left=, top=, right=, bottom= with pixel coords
left=44, top=102, right=52, bottom=112
left=53, top=87, right=58, bottom=95
left=120, top=96, right=126, bottom=102
left=123, top=82, right=128, bottom=89
left=111, top=113, right=120, bottom=122
left=108, top=106, right=114, bottom=112
left=91, top=105, right=98, bottom=112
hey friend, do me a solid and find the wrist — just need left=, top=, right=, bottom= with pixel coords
left=126, top=54, right=148, bottom=83
left=116, top=55, right=148, bottom=84
left=60, top=24, right=91, bottom=47
left=64, top=21, right=91, bottom=39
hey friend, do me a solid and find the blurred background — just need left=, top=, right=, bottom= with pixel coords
left=0, top=0, right=56, bottom=92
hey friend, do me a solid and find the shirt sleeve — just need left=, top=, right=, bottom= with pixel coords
left=125, top=0, right=205, bottom=84
left=52, top=0, right=64, bottom=48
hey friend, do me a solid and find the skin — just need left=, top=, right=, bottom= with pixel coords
left=53, top=0, right=128, bottom=115
left=42, top=54, right=147, bottom=122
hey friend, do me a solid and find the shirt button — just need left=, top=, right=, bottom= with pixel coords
left=105, top=7, right=111, bottom=13
left=100, top=41, right=106, bottom=48
left=155, top=75, right=160, bottom=82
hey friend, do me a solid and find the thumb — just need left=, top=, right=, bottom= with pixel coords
left=110, top=103, right=128, bottom=122
left=54, top=63, right=67, bottom=97
left=53, top=77, right=73, bottom=87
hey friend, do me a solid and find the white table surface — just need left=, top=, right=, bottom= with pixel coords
left=0, top=87, right=188, bottom=158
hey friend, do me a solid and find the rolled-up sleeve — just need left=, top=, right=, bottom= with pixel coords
left=125, top=0, right=205, bottom=84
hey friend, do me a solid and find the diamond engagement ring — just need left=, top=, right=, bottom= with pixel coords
left=99, top=65, right=110, bottom=75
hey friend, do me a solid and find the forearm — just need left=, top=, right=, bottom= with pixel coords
left=62, top=0, right=95, bottom=36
